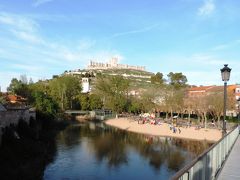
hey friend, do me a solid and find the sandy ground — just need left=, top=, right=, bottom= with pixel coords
left=105, top=118, right=222, bottom=142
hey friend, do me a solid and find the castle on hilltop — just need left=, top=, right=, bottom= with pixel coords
left=87, top=57, right=146, bottom=71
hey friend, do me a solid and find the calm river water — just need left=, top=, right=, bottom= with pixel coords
left=43, top=122, right=211, bottom=180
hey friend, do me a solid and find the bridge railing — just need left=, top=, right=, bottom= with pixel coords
left=172, top=126, right=239, bottom=180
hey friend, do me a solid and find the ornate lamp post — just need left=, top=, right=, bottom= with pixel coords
left=220, top=64, right=231, bottom=135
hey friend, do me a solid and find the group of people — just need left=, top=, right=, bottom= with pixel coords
left=169, top=124, right=181, bottom=134
left=137, top=117, right=162, bottom=125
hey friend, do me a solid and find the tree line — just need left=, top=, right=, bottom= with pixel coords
left=2, top=72, right=235, bottom=127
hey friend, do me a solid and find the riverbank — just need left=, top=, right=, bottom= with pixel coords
left=105, top=118, right=222, bottom=142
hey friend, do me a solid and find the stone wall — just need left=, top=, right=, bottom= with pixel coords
left=0, top=109, right=36, bottom=146
left=87, top=59, right=146, bottom=71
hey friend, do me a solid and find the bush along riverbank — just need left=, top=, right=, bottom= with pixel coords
left=0, top=112, right=69, bottom=180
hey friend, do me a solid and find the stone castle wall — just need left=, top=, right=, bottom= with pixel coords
left=87, top=58, right=146, bottom=71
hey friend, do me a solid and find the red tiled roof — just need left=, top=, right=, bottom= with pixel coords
left=188, top=86, right=215, bottom=92
left=6, top=94, right=26, bottom=103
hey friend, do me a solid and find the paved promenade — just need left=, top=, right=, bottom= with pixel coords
left=217, top=136, right=240, bottom=180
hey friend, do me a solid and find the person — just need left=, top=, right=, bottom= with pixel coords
left=173, top=126, right=176, bottom=133
left=178, top=128, right=181, bottom=134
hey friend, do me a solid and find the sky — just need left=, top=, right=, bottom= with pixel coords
left=0, top=0, right=240, bottom=91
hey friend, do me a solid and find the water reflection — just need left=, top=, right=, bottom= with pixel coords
left=44, top=122, right=211, bottom=179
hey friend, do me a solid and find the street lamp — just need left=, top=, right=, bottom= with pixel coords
left=220, top=64, right=231, bottom=135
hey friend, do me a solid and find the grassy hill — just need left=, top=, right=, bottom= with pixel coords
left=65, top=68, right=155, bottom=90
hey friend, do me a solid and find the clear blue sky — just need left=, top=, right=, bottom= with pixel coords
left=0, top=0, right=240, bottom=91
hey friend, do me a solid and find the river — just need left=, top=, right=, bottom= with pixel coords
left=42, top=121, right=211, bottom=180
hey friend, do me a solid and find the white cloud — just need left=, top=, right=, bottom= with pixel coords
left=32, top=0, right=54, bottom=7
left=76, top=39, right=96, bottom=50
left=11, top=64, right=43, bottom=72
left=211, top=40, right=240, bottom=51
left=0, top=12, right=42, bottom=44
left=0, top=12, right=38, bottom=33
left=198, top=0, right=215, bottom=16
left=11, top=30, right=43, bottom=44
left=112, top=24, right=159, bottom=38
left=0, top=12, right=124, bottom=91
left=191, top=54, right=227, bottom=65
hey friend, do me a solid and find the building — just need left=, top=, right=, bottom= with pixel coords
left=0, top=103, right=6, bottom=112
left=82, top=78, right=91, bottom=93
left=187, top=84, right=240, bottom=117
left=187, top=85, right=240, bottom=100
left=87, top=57, right=146, bottom=71
left=0, top=95, right=36, bottom=146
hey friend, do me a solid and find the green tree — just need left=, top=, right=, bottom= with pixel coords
left=0, top=95, right=6, bottom=104
left=167, top=72, right=187, bottom=89
left=94, top=75, right=130, bottom=118
left=78, top=94, right=90, bottom=110
left=7, top=78, right=22, bottom=94
left=32, top=91, right=58, bottom=116
left=128, top=97, right=143, bottom=114
left=151, top=72, right=164, bottom=84
left=49, top=75, right=82, bottom=110
left=7, top=78, right=30, bottom=98
left=89, top=94, right=103, bottom=110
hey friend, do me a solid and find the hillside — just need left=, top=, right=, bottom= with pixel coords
left=65, top=68, right=155, bottom=89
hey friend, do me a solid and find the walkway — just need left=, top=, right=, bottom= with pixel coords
left=217, top=136, right=240, bottom=180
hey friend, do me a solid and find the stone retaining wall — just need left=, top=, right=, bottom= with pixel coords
left=0, top=109, right=36, bottom=146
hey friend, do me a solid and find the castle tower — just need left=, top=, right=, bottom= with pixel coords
left=109, top=57, right=118, bottom=67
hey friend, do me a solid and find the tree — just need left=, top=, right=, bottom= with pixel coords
left=0, top=95, right=6, bottom=104
left=7, top=78, right=30, bottom=98
left=32, top=91, right=58, bottom=116
left=162, top=86, right=184, bottom=121
left=19, top=74, right=28, bottom=84
left=140, top=87, right=159, bottom=112
left=192, top=96, right=209, bottom=128
left=49, top=75, right=82, bottom=110
left=151, top=72, right=164, bottom=84
left=7, top=78, right=22, bottom=93
left=29, top=78, right=34, bottom=84
left=184, top=96, right=195, bottom=123
left=78, top=94, right=90, bottom=110
left=207, top=92, right=223, bottom=126
left=94, top=75, right=130, bottom=118
left=167, top=72, right=187, bottom=89
left=128, top=97, right=141, bottom=114
left=89, top=94, right=103, bottom=110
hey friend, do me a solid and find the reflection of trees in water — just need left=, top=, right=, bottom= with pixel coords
left=62, top=123, right=211, bottom=172
left=91, top=133, right=128, bottom=167
left=172, top=138, right=211, bottom=156
left=167, top=151, right=185, bottom=171
left=57, top=125, right=83, bottom=147
left=0, top=122, right=58, bottom=180
left=126, top=135, right=185, bottom=171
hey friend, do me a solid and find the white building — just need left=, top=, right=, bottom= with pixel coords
left=82, top=78, right=90, bottom=93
